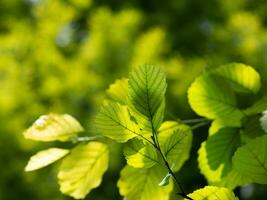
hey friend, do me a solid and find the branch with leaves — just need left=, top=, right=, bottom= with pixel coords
left=23, top=63, right=267, bottom=200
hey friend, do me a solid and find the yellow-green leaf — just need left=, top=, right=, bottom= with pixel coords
left=58, top=142, right=109, bottom=199
left=232, top=135, right=267, bottom=184
left=209, top=117, right=242, bottom=136
left=23, top=114, right=84, bottom=142
left=25, top=148, right=69, bottom=172
left=106, top=78, right=128, bottom=105
left=244, top=96, right=267, bottom=116
left=198, top=128, right=240, bottom=183
left=214, top=63, right=260, bottom=94
left=124, top=139, right=158, bottom=168
left=188, top=73, right=244, bottom=120
left=186, top=186, right=238, bottom=200
left=128, top=64, right=167, bottom=131
left=118, top=165, right=173, bottom=200
left=95, top=101, right=139, bottom=143
left=158, top=121, right=192, bottom=172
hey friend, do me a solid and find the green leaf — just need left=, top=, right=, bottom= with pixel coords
left=188, top=73, right=244, bottom=120
left=106, top=78, right=128, bottom=105
left=213, top=63, right=261, bottom=94
left=158, top=121, right=192, bottom=172
left=124, top=139, right=158, bottom=168
left=95, top=101, right=140, bottom=143
left=186, top=186, right=238, bottom=200
left=198, top=128, right=240, bottom=183
left=209, top=117, right=242, bottom=136
left=128, top=64, right=167, bottom=131
left=232, top=135, right=267, bottom=184
left=260, top=111, right=267, bottom=133
left=23, top=114, right=84, bottom=142
left=244, top=96, right=267, bottom=116
left=58, top=142, right=109, bottom=199
left=118, top=165, right=173, bottom=200
left=25, top=148, right=69, bottom=172
left=158, top=172, right=171, bottom=186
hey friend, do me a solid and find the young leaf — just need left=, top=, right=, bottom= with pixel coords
left=106, top=78, right=128, bottom=105
left=128, top=64, right=167, bottom=131
left=124, top=139, right=158, bottom=168
left=244, top=96, right=267, bottom=116
left=186, top=186, right=238, bottom=200
left=198, top=128, right=240, bottom=183
left=260, top=110, right=267, bottom=133
left=209, top=117, right=242, bottom=136
left=188, top=73, right=244, bottom=120
left=232, top=135, right=267, bottom=184
left=95, top=101, right=140, bottom=143
left=213, top=63, right=261, bottom=94
left=158, top=121, right=192, bottom=172
left=25, top=148, right=69, bottom=172
left=23, top=114, right=84, bottom=142
left=58, top=142, right=109, bottom=199
left=118, top=165, right=173, bottom=200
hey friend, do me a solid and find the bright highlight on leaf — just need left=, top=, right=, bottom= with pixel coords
left=118, top=165, right=173, bottom=200
left=232, top=135, right=267, bottom=184
left=128, top=64, right=167, bottom=131
left=58, top=142, right=109, bottom=199
left=213, top=63, right=261, bottom=94
left=95, top=101, right=140, bottom=143
left=198, top=128, right=240, bottom=183
left=106, top=78, right=128, bottom=105
left=25, top=148, right=69, bottom=172
left=23, top=114, right=84, bottom=142
left=124, top=139, right=158, bottom=168
left=188, top=73, right=244, bottom=120
left=186, top=186, right=238, bottom=200
left=158, top=121, right=192, bottom=172
left=260, top=110, right=267, bottom=133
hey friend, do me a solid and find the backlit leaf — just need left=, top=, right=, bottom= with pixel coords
left=25, top=148, right=69, bottom=172
left=106, top=78, right=128, bottom=105
left=58, top=142, right=109, bottom=199
left=23, top=114, right=84, bottom=142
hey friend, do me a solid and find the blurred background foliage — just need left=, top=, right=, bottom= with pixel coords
left=0, top=0, right=267, bottom=199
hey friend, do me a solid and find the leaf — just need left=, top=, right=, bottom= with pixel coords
left=106, top=78, right=128, bottom=105
left=198, top=128, right=240, bottom=183
left=128, top=64, right=167, bottom=131
left=95, top=101, right=140, bottom=143
left=158, top=121, right=192, bottom=172
left=244, top=96, right=267, bottom=116
left=58, top=142, right=109, bottom=199
left=118, top=165, right=173, bottom=200
left=25, top=148, right=69, bottom=172
left=260, top=110, right=267, bottom=133
left=209, top=117, right=242, bottom=136
left=186, top=186, right=238, bottom=200
left=23, top=114, right=84, bottom=142
left=124, top=139, right=158, bottom=168
left=213, top=63, right=261, bottom=94
left=232, top=135, right=267, bottom=184
left=158, top=172, right=171, bottom=186
left=188, top=73, right=244, bottom=120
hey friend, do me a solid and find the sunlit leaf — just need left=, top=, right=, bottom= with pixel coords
left=128, top=64, right=167, bottom=131
left=198, top=128, right=240, bottom=183
left=118, top=165, right=173, bottom=200
left=106, top=78, right=128, bottom=105
left=209, top=117, right=242, bottom=136
left=58, top=142, right=109, bottom=199
left=25, top=148, right=69, bottom=172
left=124, top=139, right=158, bottom=168
left=232, top=135, right=267, bottom=184
left=188, top=73, right=244, bottom=120
left=95, top=101, right=139, bottom=143
left=186, top=186, right=238, bottom=200
left=213, top=63, right=260, bottom=94
left=23, top=114, right=84, bottom=142
left=158, top=121, right=192, bottom=172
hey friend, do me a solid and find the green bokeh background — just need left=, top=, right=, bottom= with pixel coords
left=0, top=0, right=267, bottom=199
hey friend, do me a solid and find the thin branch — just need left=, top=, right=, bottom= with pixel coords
left=181, top=118, right=208, bottom=124
left=191, top=121, right=209, bottom=130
